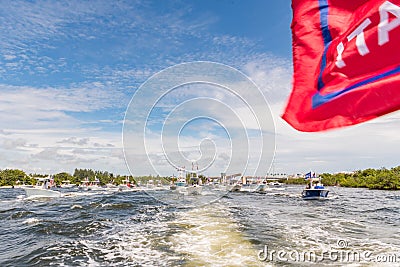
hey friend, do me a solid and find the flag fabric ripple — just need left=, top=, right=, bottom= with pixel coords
left=282, top=0, right=400, bottom=131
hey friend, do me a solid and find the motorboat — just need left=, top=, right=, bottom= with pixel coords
left=61, top=180, right=75, bottom=188
left=24, top=177, right=61, bottom=198
left=175, top=178, right=187, bottom=187
left=169, top=181, right=177, bottom=190
left=186, top=168, right=203, bottom=195
left=79, top=177, right=103, bottom=191
left=186, top=184, right=202, bottom=195
left=302, top=174, right=329, bottom=200
left=105, top=182, right=118, bottom=189
left=254, top=183, right=269, bottom=192
left=268, top=181, right=283, bottom=187
left=118, top=179, right=134, bottom=191
left=228, top=183, right=242, bottom=192
left=174, top=167, right=187, bottom=192
left=240, top=183, right=259, bottom=192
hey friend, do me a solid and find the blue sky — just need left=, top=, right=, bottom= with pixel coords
left=1, top=0, right=399, bottom=176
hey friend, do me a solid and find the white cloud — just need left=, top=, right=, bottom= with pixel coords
left=0, top=82, right=128, bottom=174
left=58, top=137, right=90, bottom=146
left=2, top=0, right=398, bottom=177
left=243, top=55, right=292, bottom=104
left=241, top=56, right=400, bottom=175
left=2, top=138, right=28, bottom=149
left=4, top=54, right=16, bottom=60
left=0, top=83, right=125, bottom=130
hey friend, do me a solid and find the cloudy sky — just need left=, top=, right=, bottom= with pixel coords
left=1, top=0, right=399, bottom=176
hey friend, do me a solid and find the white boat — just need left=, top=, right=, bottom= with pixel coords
left=24, top=187, right=61, bottom=198
left=240, top=183, right=259, bottom=192
left=254, top=183, right=269, bottom=192
left=174, top=167, right=187, bottom=192
left=226, top=175, right=243, bottom=192
left=175, top=178, right=187, bottom=187
left=146, top=180, right=155, bottom=189
left=172, top=165, right=204, bottom=195
left=228, top=183, right=242, bottom=192
left=268, top=181, right=283, bottom=187
left=61, top=180, right=75, bottom=188
left=24, top=177, right=61, bottom=198
left=79, top=177, right=103, bottom=191
left=155, top=180, right=165, bottom=190
left=118, top=179, right=135, bottom=191
left=0, top=185, right=14, bottom=189
left=186, top=163, right=203, bottom=195
left=105, top=182, right=118, bottom=189
left=186, top=184, right=202, bottom=195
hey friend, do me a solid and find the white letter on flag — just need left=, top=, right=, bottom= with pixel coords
left=378, top=1, right=400, bottom=46
left=347, top=18, right=371, bottom=56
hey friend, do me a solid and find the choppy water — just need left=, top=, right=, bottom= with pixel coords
left=1, top=186, right=399, bottom=266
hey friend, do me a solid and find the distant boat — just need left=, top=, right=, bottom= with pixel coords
left=169, top=181, right=177, bottom=190
left=24, top=177, right=61, bottom=198
left=173, top=167, right=187, bottom=191
left=175, top=178, right=186, bottom=187
left=79, top=177, right=103, bottom=191
left=268, top=181, right=283, bottom=187
left=172, top=165, right=203, bottom=195
left=146, top=180, right=155, bottom=188
left=254, top=183, right=269, bottom=192
left=187, top=165, right=203, bottom=195
left=118, top=179, right=134, bottom=191
left=186, top=184, right=202, bottom=195
left=105, top=182, right=118, bottom=189
left=302, top=173, right=329, bottom=200
left=228, top=183, right=242, bottom=192
left=240, top=183, right=258, bottom=192
left=61, top=180, right=75, bottom=188
left=226, top=175, right=242, bottom=192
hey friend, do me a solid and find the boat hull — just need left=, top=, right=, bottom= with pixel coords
left=302, top=189, right=329, bottom=200
left=186, top=186, right=202, bottom=195
left=24, top=187, right=61, bottom=198
left=170, top=184, right=177, bottom=190
left=229, top=184, right=242, bottom=192
left=254, top=184, right=269, bottom=192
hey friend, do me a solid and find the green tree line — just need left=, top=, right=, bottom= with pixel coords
left=284, top=166, right=400, bottom=190
left=0, top=168, right=139, bottom=186
left=4, top=166, right=400, bottom=190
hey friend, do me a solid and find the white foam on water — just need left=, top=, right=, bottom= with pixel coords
left=0, top=198, right=19, bottom=208
left=78, top=240, right=100, bottom=267
left=65, top=191, right=96, bottom=198
left=170, top=203, right=266, bottom=267
left=62, top=189, right=116, bottom=198
left=68, top=207, right=175, bottom=266
left=71, top=205, right=83, bottom=210
left=23, top=218, right=41, bottom=224
left=269, top=215, right=400, bottom=266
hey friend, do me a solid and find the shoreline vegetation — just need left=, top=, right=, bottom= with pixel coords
left=1, top=167, right=400, bottom=190
left=0, top=168, right=164, bottom=187
left=284, top=166, right=400, bottom=190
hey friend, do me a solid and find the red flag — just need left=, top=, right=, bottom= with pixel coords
left=283, top=0, right=400, bottom=131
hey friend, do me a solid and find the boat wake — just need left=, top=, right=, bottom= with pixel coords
left=170, top=203, right=264, bottom=267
